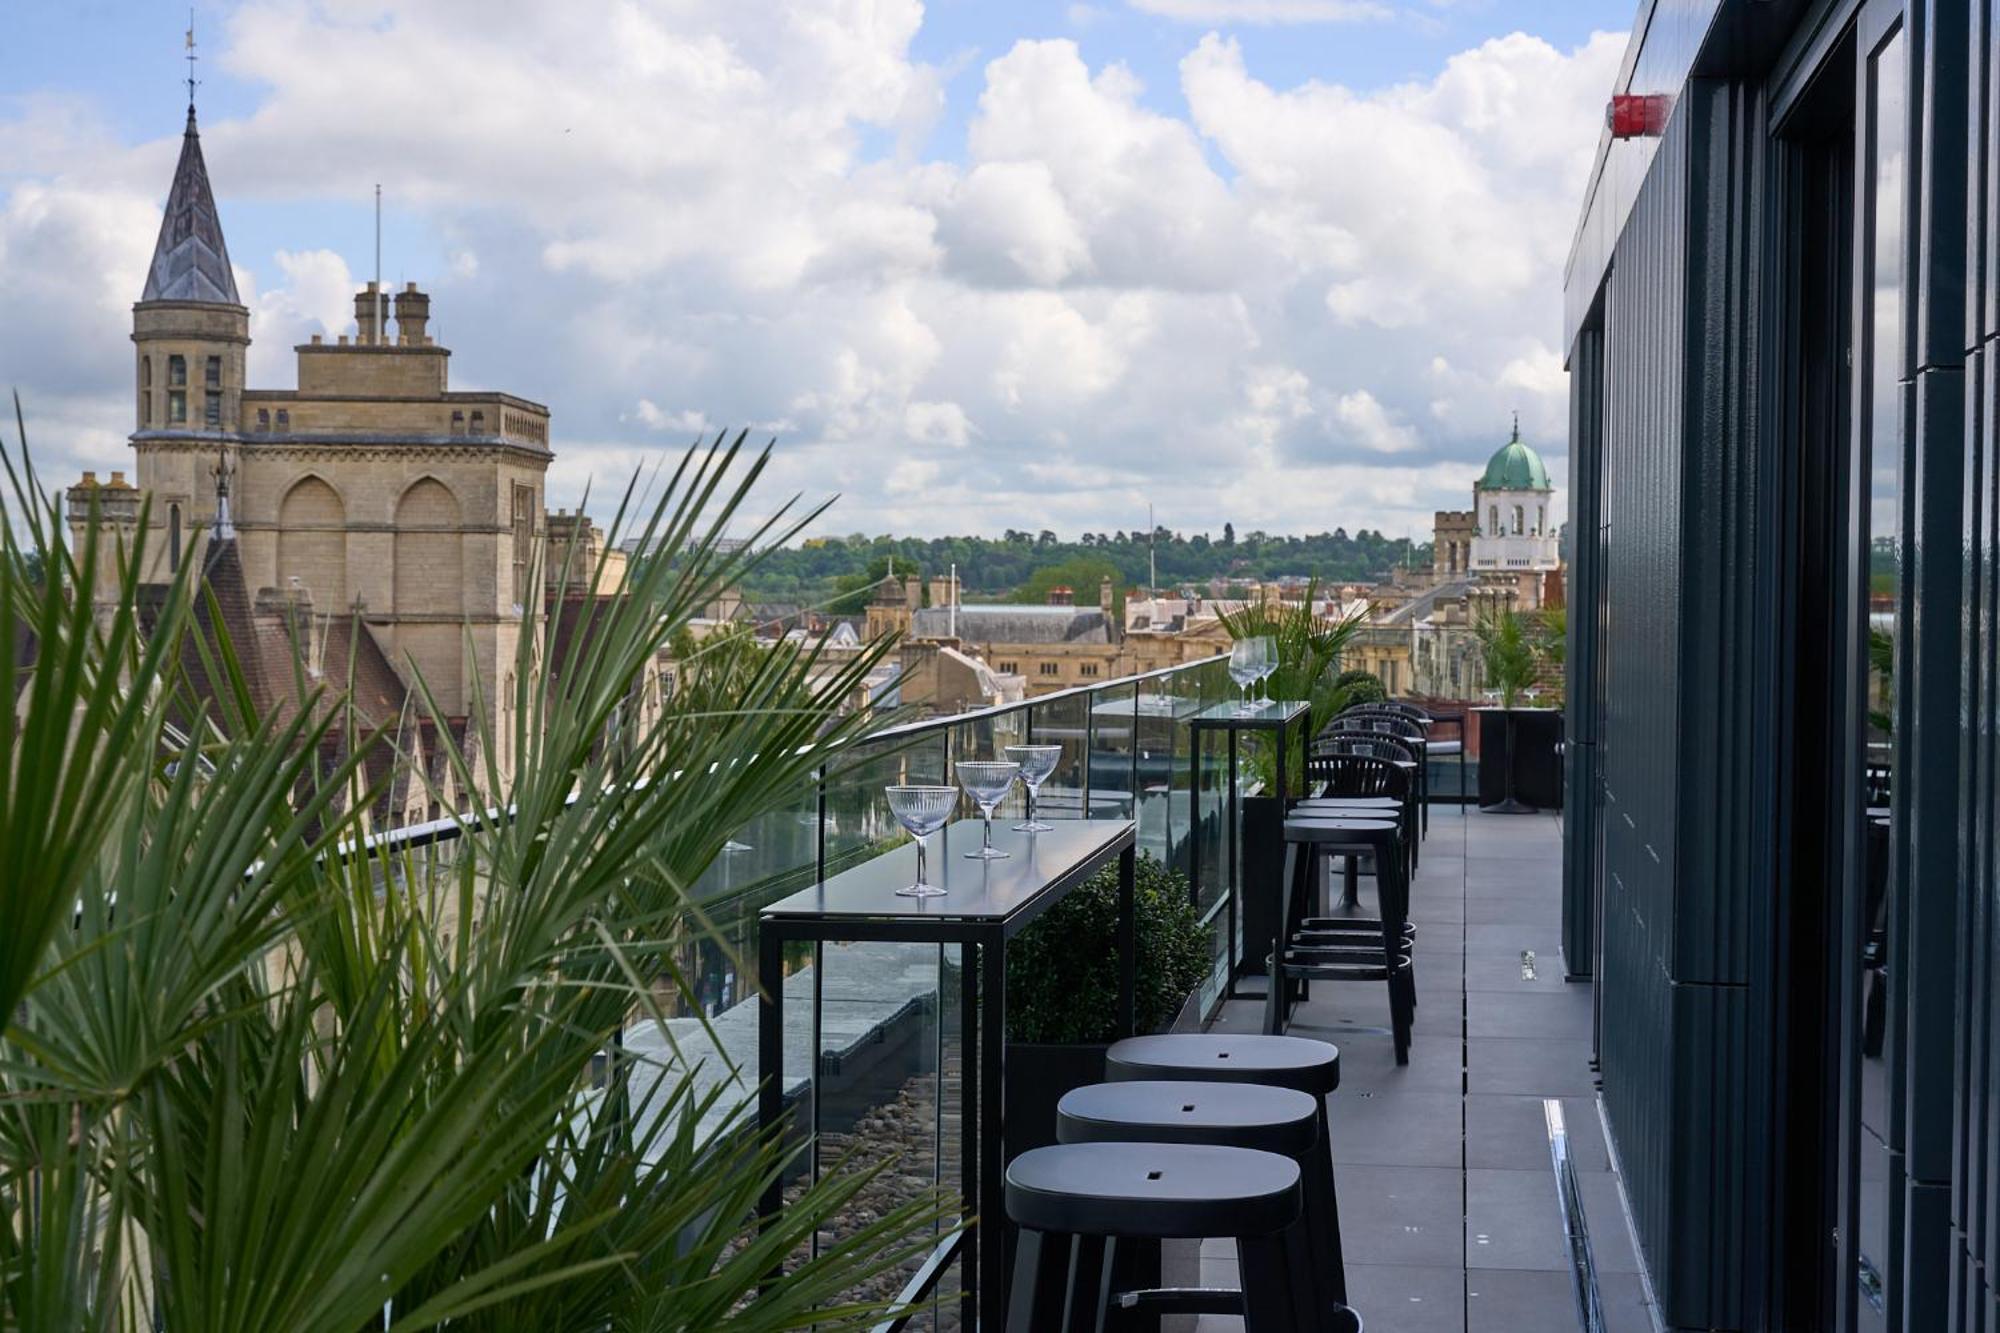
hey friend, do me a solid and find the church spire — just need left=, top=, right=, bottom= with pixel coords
left=141, top=102, right=240, bottom=305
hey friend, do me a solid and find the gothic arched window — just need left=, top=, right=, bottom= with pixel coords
left=1513, top=505, right=1525, bottom=535
left=1487, top=505, right=1498, bottom=535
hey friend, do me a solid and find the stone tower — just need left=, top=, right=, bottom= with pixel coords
left=128, top=104, right=248, bottom=580
left=1469, top=415, right=1560, bottom=575
left=78, top=100, right=557, bottom=772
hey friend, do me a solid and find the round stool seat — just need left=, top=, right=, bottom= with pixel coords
left=1107, top=1033, right=1340, bottom=1098
left=1058, top=1080, right=1320, bottom=1157
left=1295, top=796, right=1398, bottom=809
left=1284, top=816, right=1397, bottom=844
left=1005, top=1142, right=1301, bottom=1239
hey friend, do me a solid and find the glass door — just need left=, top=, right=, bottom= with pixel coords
left=1845, top=5, right=1908, bottom=1329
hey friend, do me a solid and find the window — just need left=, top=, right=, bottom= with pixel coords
left=998, top=661, right=1018, bottom=675
left=1512, top=505, right=1525, bottom=535
left=204, top=393, right=221, bottom=428
left=1537, top=505, right=1546, bottom=535
left=256, top=408, right=270, bottom=431
left=451, top=410, right=465, bottom=434
left=141, top=389, right=152, bottom=427
left=168, top=355, right=186, bottom=387
left=168, top=504, right=181, bottom=573
left=1487, top=504, right=1498, bottom=534
left=168, top=390, right=186, bottom=423
left=275, top=409, right=290, bottom=430
left=511, top=482, right=536, bottom=606
left=1039, top=662, right=1060, bottom=677
left=204, top=355, right=221, bottom=388
left=142, top=356, right=153, bottom=388
left=470, top=410, right=486, bottom=434
left=1080, top=663, right=1099, bottom=678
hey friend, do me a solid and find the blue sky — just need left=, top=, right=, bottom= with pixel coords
left=1, top=1, right=1635, bottom=540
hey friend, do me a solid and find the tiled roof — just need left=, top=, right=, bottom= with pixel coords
left=911, top=604, right=1112, bottom=644
left=141, top=108, right=240, bottom=305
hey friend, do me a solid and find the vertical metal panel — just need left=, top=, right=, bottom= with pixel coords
left=1564, top=320, right=1607, bottom=980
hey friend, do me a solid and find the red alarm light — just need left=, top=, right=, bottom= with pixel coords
left=1607, top=93, right=1671, bottom=139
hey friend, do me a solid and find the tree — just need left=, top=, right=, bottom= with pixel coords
left=825, top=554, right=900, bottom=615
left=1222, top=522, right=1235, bottom=547
left=1013, top=555, right=1125, bottom=617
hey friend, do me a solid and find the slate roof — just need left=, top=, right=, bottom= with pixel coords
left=910, top=604, right=1112, bottom=645
left=141, top=108, right=240, bottom=305
left=1377, top=579, right=1474, bottom=626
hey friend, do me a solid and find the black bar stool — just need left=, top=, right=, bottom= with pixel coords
left=1288, top=797, right=1418, bottom=948
left=1292, top=795, right=1413, bottom=914
left=1266, top=817, right=1414, bottom=1062
left=1005, top=1141, right=1313, bottom=1332
left=1105, top=1034, right=1352, bottom=1319
left=1058, top=1080, right=1361, bottom=1333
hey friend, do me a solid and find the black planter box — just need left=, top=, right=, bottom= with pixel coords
left=1239, top=793, right=1287, bottom=978
left=1476, top=707, right=1565, bottom=811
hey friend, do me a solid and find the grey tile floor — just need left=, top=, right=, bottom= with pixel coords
left=1194, top=806, right=1661, bottom=1333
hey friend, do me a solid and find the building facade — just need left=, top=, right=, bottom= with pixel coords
left=1563, top=2, right=1988, bottom=1328
left=70, top=105, right=559, bottom=794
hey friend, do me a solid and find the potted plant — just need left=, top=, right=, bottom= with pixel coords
left=1474, top=607, right=1564, bottom=811
left=1004, top=855, right=1210, bottom=1155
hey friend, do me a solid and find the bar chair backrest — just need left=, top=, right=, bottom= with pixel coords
left=1303, top=751, right=1409, bottom=802
left=1316, top=730, right=1420, bottom=767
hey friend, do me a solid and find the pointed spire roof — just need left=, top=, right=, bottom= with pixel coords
left=141, top=107, right=240, bottom=305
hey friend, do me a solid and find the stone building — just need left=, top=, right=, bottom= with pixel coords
left=68, top=104, right=559, bottom=798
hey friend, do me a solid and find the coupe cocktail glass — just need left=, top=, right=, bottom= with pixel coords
left=955, top=761, right=1021, bottom=859
left=885, top=785, right=956, bottom=897
left=1004, top=744, right=1062, bottom=832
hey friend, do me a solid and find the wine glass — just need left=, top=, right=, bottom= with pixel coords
left=885, top=785, right=956, bottom=897
left=1228, top=638, right=1261, bottom=714
left=1005, top=744, right=1063, bottom=832
left=955, top=760, right=1021, bottom=859
left=1252, top=636, right=1278, bottom=706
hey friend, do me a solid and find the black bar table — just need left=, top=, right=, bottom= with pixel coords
left=1187, top=699, right=1312, bottom=999
left=757, top=817, right=1138, bottom=1331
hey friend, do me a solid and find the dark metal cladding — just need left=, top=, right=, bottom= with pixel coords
left=141, top=107, right=240, bottom=306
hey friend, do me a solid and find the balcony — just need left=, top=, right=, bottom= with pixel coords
left=504, top=660, right=1649, bottom=1330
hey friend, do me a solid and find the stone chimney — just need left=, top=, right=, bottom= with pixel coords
left=928, top=574, right=955, bottom=609
left=1098, top=576, right=1114, bottom=611
left=1047, top=585, right=1074, bottom=606
left=353, top=281, right=388, bottom=345
left=393, top=282, right=431, bottom=346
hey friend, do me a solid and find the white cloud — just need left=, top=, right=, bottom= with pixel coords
left=0, top=3, right=1623, bottom=542
left=1128, top=0, right=1392, bottom=21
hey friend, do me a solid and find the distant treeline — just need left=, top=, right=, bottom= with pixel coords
left=727, top=526, right=1432, bottom=612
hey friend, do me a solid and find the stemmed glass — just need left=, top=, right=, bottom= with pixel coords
left=955, top=760, right=1021, bottom=859
left=885, top=785, right=956, bottom=897
left=1005, top=744, right=1063, bottom=832
left=1252, top=636, right=1278, bottom=706
left=1228, top=637, right=1267, bottom=714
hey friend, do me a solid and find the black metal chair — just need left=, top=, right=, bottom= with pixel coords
left=1265, top=815, right=1415, bottom=1062
left=1335, top=709, right=1431, bottom=831
left=1005, top=1141, right=1314, bottom=1332
left=1056, top=1079, right=1361, bottom=1333
left=1313, top=733, right=1422, bottom=875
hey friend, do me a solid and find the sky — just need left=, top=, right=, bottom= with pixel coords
left=0, top=0, right=1633, bottom=545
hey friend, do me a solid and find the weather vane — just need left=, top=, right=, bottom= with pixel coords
left=185, top=10, right=200, bottom=109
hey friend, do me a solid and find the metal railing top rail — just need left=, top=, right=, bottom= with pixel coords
left=318, top=652, right=1231, bottom=867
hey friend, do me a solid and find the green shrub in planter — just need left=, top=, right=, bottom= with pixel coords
left=1007, top=855, right=1208, bottom=1044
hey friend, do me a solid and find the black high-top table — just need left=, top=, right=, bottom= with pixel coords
left=1188, top=699, right=1313, bottom=997
left=757, top=817, right=1138, bottom=1331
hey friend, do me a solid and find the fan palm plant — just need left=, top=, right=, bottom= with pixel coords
left=0, top=413, right=952, bottom=1333
left=1217, top=581, right=1368, bottom=791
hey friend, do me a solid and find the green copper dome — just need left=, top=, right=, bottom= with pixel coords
left=1478, top=417, right=1551, bottom=492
